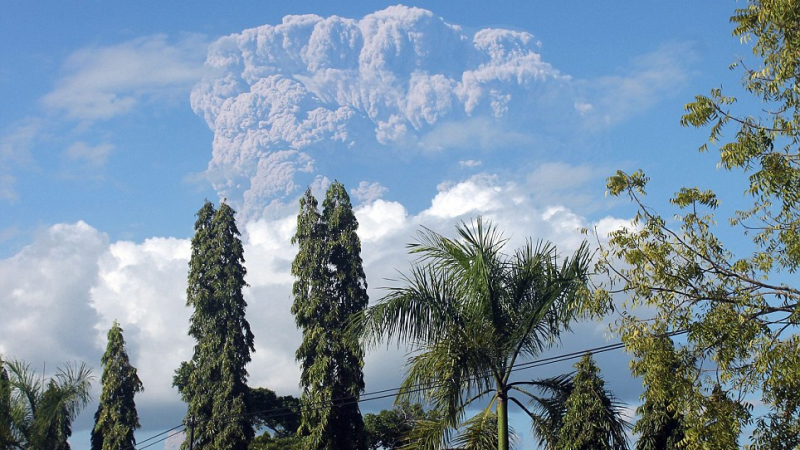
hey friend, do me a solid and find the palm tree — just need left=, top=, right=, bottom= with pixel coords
left=2, top=359, right=93, bottom=450
left=358, top=217, right=592, bottom=450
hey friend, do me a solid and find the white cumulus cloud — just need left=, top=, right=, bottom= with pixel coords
left=0, top=221, right=107, bottom=363
left=90, top=236, right=192, bottom=417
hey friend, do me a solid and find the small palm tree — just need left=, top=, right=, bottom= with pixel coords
left=2, top=359, right=93, bottom=450
left=358, top=217, right=592, bottom=450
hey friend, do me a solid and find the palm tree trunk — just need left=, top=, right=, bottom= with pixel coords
left=497, top=392, right=509, bottom=450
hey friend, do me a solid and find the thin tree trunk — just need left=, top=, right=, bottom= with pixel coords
left=497, top=393, right=509, bottom=450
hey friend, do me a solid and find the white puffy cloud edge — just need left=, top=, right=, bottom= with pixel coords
left=190, top=4, right=573, bottom=219
left=189, top=5, right=691, bottom=221
left=0, top=171, right=635, bottom=443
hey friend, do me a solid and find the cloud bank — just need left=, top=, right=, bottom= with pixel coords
left=0, top=171, right=632, bottom=437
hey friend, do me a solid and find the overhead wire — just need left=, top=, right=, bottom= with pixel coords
left=116, top=423, right=185, bottom=450
left=128, top=331, right=688, bottom=449
left=137, top=428, right=187, bottom=450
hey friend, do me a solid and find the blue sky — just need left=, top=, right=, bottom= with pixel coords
left=1, top=1, right=754, bottom=448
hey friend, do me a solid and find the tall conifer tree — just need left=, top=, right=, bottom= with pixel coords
left=557, top=354, right=629, bottom=450
left=292, top=182, right=368, bottom=450
left=174, top=201, right=255, bottom=450
left=91, top=321, right=143, bottom=450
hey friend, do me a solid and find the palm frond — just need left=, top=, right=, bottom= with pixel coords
left=5, top=361, right=41, bottom=420
left=507, top=374, right=575, bottom=449
left=53, top=362, right=93, bottom=420
left=399, top=337, right=494, bottom=428
left=451, top=409, right=517, bottom=450
left=358, top=265, right=464, bottom=349
left=401, top=410, right=453, bottom=450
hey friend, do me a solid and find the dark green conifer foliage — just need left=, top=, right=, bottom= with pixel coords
left=174, top=201, right=255, bottom=450
left=557, top=354, right=629, bottom=450
left=91, top=321, right=143, bottom=450
left=291, top=182, right=368, bottom=450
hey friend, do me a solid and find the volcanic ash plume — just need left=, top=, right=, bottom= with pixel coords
left=191, top=5, right=571, bottom=219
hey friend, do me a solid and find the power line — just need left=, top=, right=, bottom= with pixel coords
left=131, top=332, right=680, bottom=449
left=112, top=423, right=186, bottom=450
left=133, top=423, right=185, bottom=447
left=137, top=427, right=187, bottom=450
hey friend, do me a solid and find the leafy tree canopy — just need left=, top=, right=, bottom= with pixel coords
left=248, top=387, right=301, bottom=438
left=588, top=1, right=800, bottom=447
left=363, top=401, right=431, bottom=450
left=249, top=434, right=305, bottom=450
left=632, top=338, right=685, bottom=450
